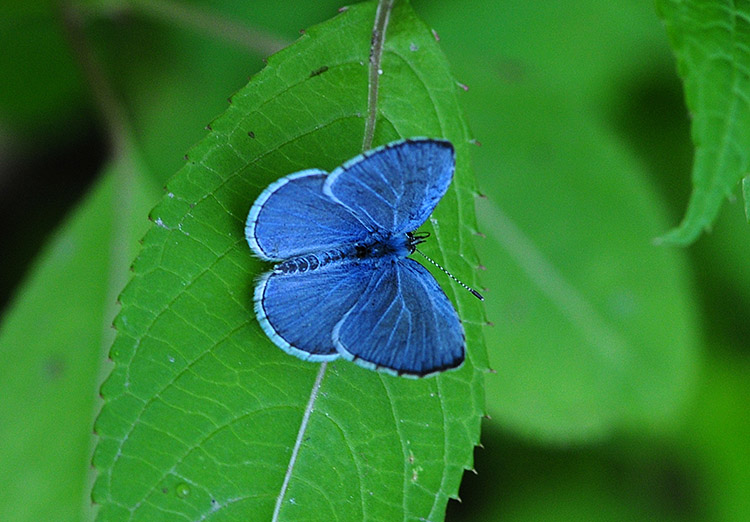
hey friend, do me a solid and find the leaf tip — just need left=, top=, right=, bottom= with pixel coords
left=654, top=221, right=707, bottom=247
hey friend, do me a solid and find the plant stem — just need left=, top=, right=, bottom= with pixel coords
left=363, top=0, right=395, bottom=151
left=58, top=0, right=133, bottom=160
left=124, top=0, right=290, bottom=57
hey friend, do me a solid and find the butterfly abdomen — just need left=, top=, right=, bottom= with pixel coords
left=273, top=246, right=356, bottom=275
left=273, top=234, right=413, bottom=275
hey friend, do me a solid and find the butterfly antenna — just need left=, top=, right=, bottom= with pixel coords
left=414, top=248, right=484, bottom=301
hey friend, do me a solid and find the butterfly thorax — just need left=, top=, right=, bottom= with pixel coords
left=273, top=232, right=426, bottom=276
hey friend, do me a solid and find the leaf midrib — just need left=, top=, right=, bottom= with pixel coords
left=272, top=1, right=395, bottom=520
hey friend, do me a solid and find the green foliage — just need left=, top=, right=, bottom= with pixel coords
left=1, top=0, right=749, bottom=521
left=474, top=98, right=698, bottom=441
left=655, top=0, right=750, bottom=244
left=0, top=161, right=159, bottom=521
left=92, top=2, right=486, bottom=520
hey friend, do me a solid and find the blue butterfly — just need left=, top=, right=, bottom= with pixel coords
left=245, top=138, right=468, bottom=377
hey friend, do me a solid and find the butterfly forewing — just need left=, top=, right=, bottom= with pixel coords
left=324, top=139, right=455, bottom=235
left=246, top=170, right=370, bottom=260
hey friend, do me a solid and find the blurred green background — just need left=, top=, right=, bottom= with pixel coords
left=0, top=0, right=747, bottom=521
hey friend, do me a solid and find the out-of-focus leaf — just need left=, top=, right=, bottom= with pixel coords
left=655, top=0, right=750, bottom=245
left=92, top=2, right=487, bottom=521
left=420, top=0, right=700, bottom=442
left=0, top=160, right=159, bottom=522
left=473, top=84, right=699, bottom=441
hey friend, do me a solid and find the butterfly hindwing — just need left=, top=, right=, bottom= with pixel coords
left=255, top=261, right=379, bottom=361
left=333, top=257, right=465, bottom=377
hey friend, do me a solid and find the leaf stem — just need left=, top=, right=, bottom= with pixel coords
left=362, top=0, right=395, bottom=151
left=58, top=0, right=134, bottom=161
left=272, top=361, right=328, bottom=521
left=103, top=0, right=290, bottom=58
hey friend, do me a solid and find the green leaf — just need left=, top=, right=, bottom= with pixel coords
left=420, top=0, right=701, bottom=442
left=655, top=0, right=750, bottom=245
left=474, top=91, right=700, bottom=441
left=0, top=160, right=158, bottom=521
left=92, top=2, right=487, bottom=521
